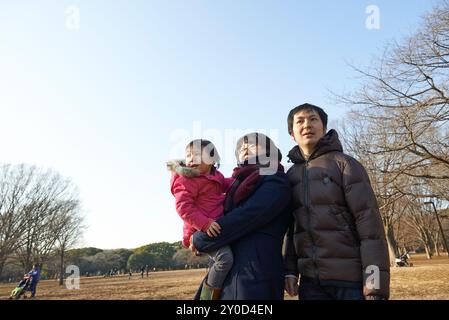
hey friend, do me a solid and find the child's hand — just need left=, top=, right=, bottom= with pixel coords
left=206, top=221, right=221, bottom=237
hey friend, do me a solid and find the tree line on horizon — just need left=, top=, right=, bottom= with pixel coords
left=0, top=240, right=209, bottom=282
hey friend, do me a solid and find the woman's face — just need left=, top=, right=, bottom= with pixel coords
left=237, top=141, right=265, bottom=163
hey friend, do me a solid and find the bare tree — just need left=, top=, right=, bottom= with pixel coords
left=54, top=200, right=84, bottom=285
left=337, top=1, right=449, bottom=181
left=403, top=197, right=438, bottom=259
left=0, top=164, right=83, bottom=278
left=16, top=169, right=81, bottom=272
left=333, top=1, right=449, bottom=260
left=0, top=165, right=36, bottom=275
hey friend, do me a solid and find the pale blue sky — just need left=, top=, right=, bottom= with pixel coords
left=0, top=0, right=436, bottom=249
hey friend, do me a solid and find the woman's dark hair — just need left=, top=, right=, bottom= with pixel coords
left=287, top=103, right=328, bottom=135
left=235, top=132, right=282, bottom=166
left=185, top=139, right=220, bottom=169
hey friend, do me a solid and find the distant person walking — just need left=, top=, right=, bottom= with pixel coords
left=27, top=264, right=41, bottom=298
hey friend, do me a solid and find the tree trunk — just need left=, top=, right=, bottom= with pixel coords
left=385, top=223, right=399, bottom=266
left=423, top=232, right=434, bottom=259
left=59, top=247, right=65, bottom=286
left=434, top=232, right=441, bottom=257
left=0, top=260, right=5, bottom=279
left=417, top=228, right=434, bottom=259
left=424, top=244, right=433, bottom=259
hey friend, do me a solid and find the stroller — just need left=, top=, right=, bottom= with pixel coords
left=9, top=274, right=32, bottom=299
left=395, top=252, right=413, bottom=267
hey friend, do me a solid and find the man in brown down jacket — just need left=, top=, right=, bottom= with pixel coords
left=283, top=103, right=390, bottom=300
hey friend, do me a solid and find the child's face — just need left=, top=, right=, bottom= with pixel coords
left=185, top=146, right=213, bottom=175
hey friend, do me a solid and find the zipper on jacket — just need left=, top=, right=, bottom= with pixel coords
left=304, top=160, right=320, bottom=280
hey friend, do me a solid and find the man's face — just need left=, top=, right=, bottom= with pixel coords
left=290, top=110, right=325, bottom=152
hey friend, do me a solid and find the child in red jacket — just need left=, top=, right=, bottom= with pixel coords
left=168, top=139, right=233, bottom=299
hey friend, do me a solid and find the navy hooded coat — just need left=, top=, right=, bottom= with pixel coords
left=192, top=171, right=292, bottom=300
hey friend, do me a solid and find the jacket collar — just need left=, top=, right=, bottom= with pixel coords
left=287, top=129, right=343, bottom=164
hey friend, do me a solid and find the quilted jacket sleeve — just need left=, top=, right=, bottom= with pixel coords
left=342, top=157, right=390, bottom=299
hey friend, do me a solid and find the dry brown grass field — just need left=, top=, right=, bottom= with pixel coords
left=0, top=254, right=448, bottom=300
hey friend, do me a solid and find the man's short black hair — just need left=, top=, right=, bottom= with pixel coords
left=287, top=103, right=328, bottom=135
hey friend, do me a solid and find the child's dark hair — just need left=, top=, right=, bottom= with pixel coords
left=185, top=139, right=220, bottom=169
left=287, top=103, right=328, bottom=135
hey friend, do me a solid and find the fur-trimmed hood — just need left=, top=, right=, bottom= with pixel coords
left=166, top=159, right=200, bottom=178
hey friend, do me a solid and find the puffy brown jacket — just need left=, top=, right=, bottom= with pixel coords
left=284, top=130, right=390, bottom=298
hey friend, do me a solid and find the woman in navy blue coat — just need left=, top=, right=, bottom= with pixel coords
left=191, top=132, right=292, bottom=300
